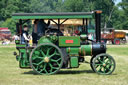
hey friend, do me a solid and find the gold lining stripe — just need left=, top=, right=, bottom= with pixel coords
left=83, top=48, right=86, bottom=56
left=68, top=47, right=71, bottom=53
left=69, top=54, right=79, bottom=56
left=79, top=47, right=81, bottom=54
left=83, top=48, right=85, bottom=56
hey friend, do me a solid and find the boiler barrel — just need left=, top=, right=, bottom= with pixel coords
left=66, top=43, right=106, bottom=56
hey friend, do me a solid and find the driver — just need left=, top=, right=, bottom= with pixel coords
left=32, top=19, right=50, bottom=46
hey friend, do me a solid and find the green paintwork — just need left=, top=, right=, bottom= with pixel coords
left=80, top=34, right=87, bottom=38
left=19, top=48, right=31, bottom=68
left=30, top=43, right=63, bottom=74
left=38, top=37, right=52, bottom=44
left=80, top=34, right=87, bottom=41
left=70, top=57, right=78, bottom=68
left=15, top=40, right=31, bottom=68
left=67, top=47, right=79, bottom=55
left=13, top=11, right=116, bottom=75
left=16, top=44, right=26, bottom=47
left=38, top=36, right=58, bottom=45
left=15, top=40, right=20, bottom=44
left=12, top=15, right=92, bottom=19
left=59, top=36, right=80, bottom=47
left=66, top=45, right=92, bottom=56
left=92, top=53, right=116, bottom=75
left=81, top=45, right=92, bottom=56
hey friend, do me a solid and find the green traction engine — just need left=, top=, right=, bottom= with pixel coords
left=13, top=11, right=116, bottom=75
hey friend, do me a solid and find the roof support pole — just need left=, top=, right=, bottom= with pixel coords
left=86, top=18, right=88, bottom=35
left=50, top=19, right=58, bottom=25
left=22, top=19, right=29, bottom=24
left=58, top=19, right=60, bottom=30
left=19, top=19, right=22, bottom=35
left=60, top=18, right=68, bottom=25
left=82, top=18, right=85, bottom=33
left=19, top=19, right=22, bottom=44
left=50, top=19, right=68, bottom=30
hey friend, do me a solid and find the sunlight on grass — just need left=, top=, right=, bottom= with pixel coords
left=0, top=45, right=128, bottom=85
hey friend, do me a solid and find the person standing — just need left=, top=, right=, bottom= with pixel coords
left=21, top=25, right=30, bottom=46
left=32, top=19, right=50, bottom=46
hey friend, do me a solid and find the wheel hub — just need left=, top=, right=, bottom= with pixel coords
left=44, top=57, right=49, bottom=63
left=103, top=63, right=106, bottom=67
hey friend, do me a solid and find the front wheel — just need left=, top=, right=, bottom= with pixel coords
left=92, top=53, right=116, bottom=75
left=90, top=56, right=95, bottom=72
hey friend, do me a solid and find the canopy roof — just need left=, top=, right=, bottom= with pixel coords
left=12, top=12, right=93, bottom=19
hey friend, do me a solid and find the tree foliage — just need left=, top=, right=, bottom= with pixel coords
left=117, top=0, right=128, bottom=29
left=0, top=0, right=127, bottom=34
left=1, top=18, right=16, bottom=34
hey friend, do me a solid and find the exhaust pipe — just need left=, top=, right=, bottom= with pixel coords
left=95, top=10, right=102, bottom=42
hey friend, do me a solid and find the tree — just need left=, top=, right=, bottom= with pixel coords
left=0, top=0, right=31, bottom=20
left=1, top=18, right=16, bottom=34
left=52, top=0, right=64, bottom=12
left=63, top=0, right=86, bottom=12
left=93, top=0, right=115, bottom=28
left=29, top=0, right=53, bottom=13
left=0, top=0, right=32, bottom=34
left=117, top=0, right=128, bottom=29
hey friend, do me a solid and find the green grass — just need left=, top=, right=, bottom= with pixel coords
left=0, top=45, right=128, bottom=85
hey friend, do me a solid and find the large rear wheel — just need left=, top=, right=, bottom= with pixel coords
left=30, top=43, right=63, bottom=75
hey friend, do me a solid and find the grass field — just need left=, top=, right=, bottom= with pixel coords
left=0, top=44, right=128, bottom=85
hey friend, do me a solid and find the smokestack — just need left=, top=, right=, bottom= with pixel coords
left=95, top=10, right=102, bottom=42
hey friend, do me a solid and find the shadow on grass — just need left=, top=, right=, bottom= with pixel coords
left=57, top=70, right=94, bottom=75
left=23, top=71, right=38, bottom=75
left=23, top=69, right=95, bottom=75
